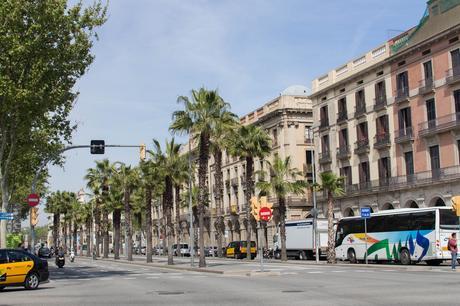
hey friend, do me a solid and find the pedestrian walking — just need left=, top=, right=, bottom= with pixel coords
left=448, top=233, right=458, bottom=270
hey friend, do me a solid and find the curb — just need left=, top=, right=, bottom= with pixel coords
left=78, top=257, right=224, bottom=274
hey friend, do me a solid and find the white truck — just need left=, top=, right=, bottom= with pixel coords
left=274, top=218, right=329, bottom=260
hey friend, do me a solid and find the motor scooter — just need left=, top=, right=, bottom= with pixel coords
left=70, top=250, right=75, bottom=263
left=56, top=253, right=65, bottom=268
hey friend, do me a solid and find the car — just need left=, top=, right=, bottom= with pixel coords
left=172, top=244, right=190, bottom=257
left=38, top=247, right=51, bottom=258
left=153, top=246, right=164, bottom=256
left=226, top=241, right=257, bottom=259
left=0, top=248, right=49, bottom=291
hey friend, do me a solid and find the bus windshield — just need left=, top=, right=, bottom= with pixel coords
left=440, top=209, right=460, bottom=230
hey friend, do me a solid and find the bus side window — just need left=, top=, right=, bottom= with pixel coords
left=411, top=211, right=435, bottom=230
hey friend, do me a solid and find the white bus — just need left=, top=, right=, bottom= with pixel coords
left=335, top=207, right=459, bottom=265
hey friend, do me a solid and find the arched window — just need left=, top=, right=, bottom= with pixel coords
left=434, top=197, right=445, bottom=207
left=343, top=207, right=355, bottom=217
left=382, top=203, right=394, bottom=210
left=407, top=200, right=419, bottom=208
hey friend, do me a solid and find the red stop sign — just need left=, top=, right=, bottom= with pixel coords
left=259, top=207, right=273, bottom=221
left=27, top=193, right=40, bottom=207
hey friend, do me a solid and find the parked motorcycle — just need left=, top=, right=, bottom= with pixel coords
left=263, top=248, right=274, bottom=259
left=70, top=250, right=75, bottom=263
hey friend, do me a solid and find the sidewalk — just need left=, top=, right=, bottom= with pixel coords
left=76, top=254, right=456, bottom=275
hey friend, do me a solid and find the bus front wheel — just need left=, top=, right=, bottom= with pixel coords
left=347, top=248, right=357, bottom=264
left=400, top=249, right=411, bottom=265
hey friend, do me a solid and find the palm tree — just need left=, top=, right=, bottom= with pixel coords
left=94, top=160, right=113, bottom=258
left=210, top=111, right=238, bottom=257
left=106, top=181, right=124, bottom=259
left=85, top=168, right=103, bottom=257
left=78, top=201, right=93, bottom=257
left=230, top=124, right=271, bottom=260
left=45, top=191, right=63, bottom=250
left=149, top=138, right=181, bottom=265
left=113, top=163, right=139, bottom=261
left=170, top=87, right=233, bottom=267
left=257, top=155, right=307, bottom=261
left=317, top=171, right=345, bottom=264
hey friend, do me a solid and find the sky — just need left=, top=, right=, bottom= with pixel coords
left=37, top=0, right=426, bottom=225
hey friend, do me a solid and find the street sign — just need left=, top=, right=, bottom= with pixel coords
left=259, top=207, right=273, bottom=222
left=27, top=193, right=40, bottom=207
left=0, top=212, right=13, bottom=220
left=360, top=207, right=371, bottom=219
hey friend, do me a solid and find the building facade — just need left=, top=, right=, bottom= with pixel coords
left=310, top=0, right=460, bottom=218
left=168, top=86, right=314, bottom=249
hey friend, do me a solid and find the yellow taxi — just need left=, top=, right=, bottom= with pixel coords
left=226, top=241, right=257, bottom=259
left=0, top=249, right=49, bottom=291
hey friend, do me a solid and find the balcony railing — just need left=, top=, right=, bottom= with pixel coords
left=374, top=132, right=391, bottom=149
left=336, top=111, right=348, bottom=124
left=354, top=138, right=369, bottom=155
left=240, top=176, right=247, bottom=189
left=446, top=66, right=460, bottom=85
left=418, top=112, right=460, bottom=137
left=325, top=165, right=460, bottom=199
left=418, top=78, right=434, bottom=95
left=394, top=126, right=413, bottom=143
left=354, top=103, right=366, bottom=118
left=394, top=86, right=409, bottom=104
left=230, top=177, right=238, bottom=187
left=318, top=151, right=331, bottom=164
left=225, top=180, right=230, bottom=190
left=304, top=137, right=313, bottom=144
left=374, top=95, right=387, bottom=111
left=336, top=146, right=350, bottom=160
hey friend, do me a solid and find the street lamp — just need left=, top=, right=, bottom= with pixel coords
left=188, top=133, right=195, bottom=267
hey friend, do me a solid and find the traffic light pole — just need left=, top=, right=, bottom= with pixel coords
left=259, top=221, right=264, bottom=272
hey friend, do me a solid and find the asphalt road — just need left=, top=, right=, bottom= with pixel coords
left=2, top=257, right=460, bottom=306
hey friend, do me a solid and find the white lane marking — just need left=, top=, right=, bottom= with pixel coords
left=307, top=271, right=323, bottom=274
left=168, top=276, right=184, bottom=279
left=354, top=270, right=371, bottom=273
left=99, top=277, right=114, bottom=281
left=382, top=269, right=396, bottom=272
left=147, top=276, right=159, bottom=279
left=330, top=270, right=346, bottom=273
left=122, top=277, right=136, bottom=280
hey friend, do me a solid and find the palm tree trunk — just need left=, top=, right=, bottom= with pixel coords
left=79, top=226, right=84, bottom=256
left=146, top=187, right=153, bottom=263
left=175, top=185, right=182, bottom=257
left=63, top=219, right=68, bottom=252
left=72, top=222, right=77, bottom=253
left=198, top=132, right=210, bottom=267
left=245, top=156, right=254, bottom=260
left=213, top=150, right=224, bottom=257
left=279, top=196, right=288, bottom=261
left=94, top=204, right=101, bottom=257
left=137, top=213, right=142, bottom=255
left=124, top=190, right=133, bottom=261
left=86, top=219, right=92, bottom=257
left=165, top=177, right=174, bottom=265
left=53, top=213, right=59, bottom=251
left=327, top=191, right=336, bottom=264
left=103, top=210, right=109, bottom=258
left=113, top=208, right=121, bottom=259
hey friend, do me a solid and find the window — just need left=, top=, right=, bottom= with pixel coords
left=368, top=216, right=385, bottom=233
left=440, top=209, right=460, bottom=230
left=423, top=60, right=433, bottom=84
left=321, top=135, right=330, bottom=153
left=272, top=129, right=278, bottom=146
left=320, top=105, right=329, bottom=127
left=376, top=115, right=389, bottom=136
left=378, top=157, right=391, bottom=183
left=359, top=162, right=370, bottom=184
left=404, top=151, right=414, bottom=176
left=411, top=211, right=435, bottom=230
left=385, top=214, right=411, bottom=232
left=340, top=166, right=352, bottom=186
left=396, top=71, right=409, bottom=95
left=338, top=97, right=347, bottom=115
left=355, top=89, right=365, bottom=109
left=357, top=122, right=368, bottom=141
left=452, top=49, right=460, bottom=69
left=7, top=251, right=32, bottom=263
left=339, top=128, right=349, bottom=147
left=430, top=145, right=440, bottom=170
left=305, top=125, right=313, bottom=142
left=398, top=107, right=412, bottom=131
left=375, top=81, right=386, bottom=103
left=426, top=98, right=436, bottom=128
left=454, top=90, right=460, bottom=114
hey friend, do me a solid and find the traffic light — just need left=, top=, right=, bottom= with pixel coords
left=259, top=196, right=273, bottom=210
left=452, top=195, right=460, bottom=217
left=250, top=197, right=261, bottom=221
left=30, top=207, right=39, bottom=227
left=90, top=140, right=105, bottom=154
left=140, top=143, right=146, bottom=161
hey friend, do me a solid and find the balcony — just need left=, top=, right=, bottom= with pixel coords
left=335, top=165, right=460, bottom=199
left=318, top=151, right=331, bottom=164
left=418, top=112, right=460, bottom=137
left=394, top=87, right=409, bottom=104
left=336, top=111, right=348, bottom=124
left=373, top=95, right=387, bottom=111
left=354, top=103, right=366, bottom=118
left=240, top=176, right=247, bottom=189
left=231, top=177, right=238, bottom=187
left=224, top=180, right=230, bottom=190
left=374, top=132, right=391, bottom=149
left=336, top=146, right=350, bottom=160
left=304, top=137, right=313, bottom=144
left=446, top=66, right=460, bottom=85
left=394, top=127, right=414, bottom=143
left=319, top=119, right=329, bottom=131
left=418, top=78, right=435, bottom=95
left=354, top=138, right=369, bottom=155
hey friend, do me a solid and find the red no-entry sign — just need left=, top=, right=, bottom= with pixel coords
left=27, top=194, right=40, bottom=207
left=259, top=207, right=273, bottom=222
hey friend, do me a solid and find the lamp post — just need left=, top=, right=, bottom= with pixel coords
left=188, top=134, right=195, bottom=267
